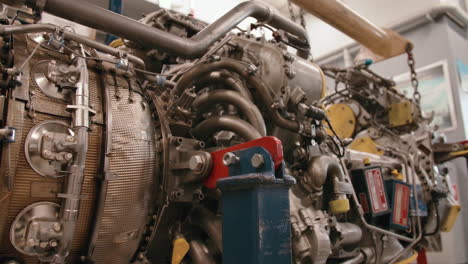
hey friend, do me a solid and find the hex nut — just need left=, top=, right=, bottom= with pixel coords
left=189, top=155, right=204, bottom=172
left=223, top=152, right=239, bottom=166
left=251, top=154, right=265, bottom=168
left=53, top=222, right=61, bottom=232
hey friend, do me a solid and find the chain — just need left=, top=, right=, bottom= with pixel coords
left=287, top=1, right=297, bottom=23
left=287, top=1, right=307, bottom=30
left=405, top=44, right=421, bottom=104
left=299, top=8, right=306, bottom=30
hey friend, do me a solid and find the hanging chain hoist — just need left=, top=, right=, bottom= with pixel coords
left=405, top=44, right=421, bottom=105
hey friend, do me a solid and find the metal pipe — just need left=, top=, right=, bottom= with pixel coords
left=190, top=207, right=223, bottom=254
left=189, top=240, right=216, bottom=264
left=20, top=0, right=309, bottom=58
left=174, top=58, right=301, bottom=133
left=0, top=23, right=145, bottom=68
left=340, top=252, right=365, bottom=264
left=195, top=71, right=252, bottom=99
left=290, top=0, right=411, bottom=59
left=193, top=89, right=266, bottom=137
left=192, top=115, right=262, bottom=141
left=306, top=155, right=345, bottom=193
left=51, top=46, right=90, bottom=263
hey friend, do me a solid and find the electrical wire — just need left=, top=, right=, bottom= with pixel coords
left=324, top=117, right=345, bottom=158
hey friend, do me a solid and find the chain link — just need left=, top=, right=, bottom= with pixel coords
left=405, top=44, right=421, bottom=104
left=287, top=0, right=307, bottom=30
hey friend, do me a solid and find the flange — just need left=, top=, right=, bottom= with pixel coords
left=10, top=201, right=61, bottom=257
left=31, top=59, right=73, bottom=101
left=25, top=120, right=72, bottom=178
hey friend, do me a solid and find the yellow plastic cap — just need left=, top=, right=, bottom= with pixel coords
left=363, top=158, right=371, bottom=166
left=441, top=204, right=461, bottom=232
left=109, top=38, right=125, bottom=48
left=329, top=198, right=350, bottom=214
left=171, top=237, right=190, bottom=264
left=391, top=169, right=404, bottom=181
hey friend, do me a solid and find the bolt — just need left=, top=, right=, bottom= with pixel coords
left=63, top=153, right=73, bottom=161
left=189, top=155, right=205, bottom=173
left=27, top=238, right=36, bottom=247
left=39, top=241, right=49, bottom=248
left=49, top=239, right=58, bottom=247
left=65, top=135, right=75, bottom=142
left=223, top=152, right=239, bottom=166
left=42, top=149, right=52, bottom=158
left=44, top=132, right=54, bottom=140
left=53, top=222, right=61, bottom=232
left=251, top=154, right=265, bottom=168
left=68, top=75, right=78, bottom=83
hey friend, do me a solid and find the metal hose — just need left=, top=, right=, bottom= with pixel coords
left=340, top=252, right=365, bottom=264
left=190, top=207, right=223, bottom=254
left=19, top=0, right=310, bottom=58
left=189, top=240, right=216, bottom=264
left=174, top=58, right=301, bottom=133
left=193, top=89, right=266, bottom=137
left=192, top=115, right=262, bottom=141
left=0, top=23, right=145, bottom=68
left=305, top=155, right=345, bottom=193
left=195, top=70, right=252, bottom=99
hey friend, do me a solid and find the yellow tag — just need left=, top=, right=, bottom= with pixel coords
left=172, top=237, right=190, bottom=264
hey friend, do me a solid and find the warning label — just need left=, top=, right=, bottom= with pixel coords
left=365, top=168, right=388, bottom=213
left=393, top=183, right=410, bottom=227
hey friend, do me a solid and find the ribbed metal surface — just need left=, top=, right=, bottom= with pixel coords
left=0, top=111, right=102, bottom=263
left=0, top=36, right=103, bottom=263
left=90, top=77, right=157, bottom=264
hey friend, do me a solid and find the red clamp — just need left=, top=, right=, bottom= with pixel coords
left=204, top=136, right=284, bottom=188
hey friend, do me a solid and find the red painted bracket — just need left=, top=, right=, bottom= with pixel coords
left=204, top=136, right=284, bottom=189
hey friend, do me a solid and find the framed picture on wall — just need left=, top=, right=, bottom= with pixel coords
left=393, top=60, right=457, bottom=132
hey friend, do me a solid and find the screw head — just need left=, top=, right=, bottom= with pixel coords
left=251, top=154, right=265, bottom=168
left=44, top=132, right=54, bottom=140
left=42, top=150, right=52, bottom=157
left=53, top=222, right=61, bottom=232
left=65, top=136, right=75, bottom=142
left=27, top=238, right=36, bottom=247
left=64, top=153, right=73, bottom=161
left=189, top=155, right=204, bottom=172
left=223, top=152, right=239, bottom=166
left=49, top=239, right=58, bottom=247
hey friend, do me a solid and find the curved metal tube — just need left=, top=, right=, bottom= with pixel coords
left=189, top=240, right=216, bottom=264
left=19, top=0, right=309, bottom=58
left=193, top=89, right=266, bottom=137
left=306, top=155, right=345, bottom=193
left=0, top=23, right=145, bottom=68
left=192, top=116, right=262, bottom=141
left=195, top=70, right=252, bottom=99
left=190, top=207, right=223, bottom=254
left=290, top=0, right=411, bottom=58
left=175, top=58, right=301, bottom=132
left=340, top=252, right=365, bottom=264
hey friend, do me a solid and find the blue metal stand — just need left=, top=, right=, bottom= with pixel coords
left=217, top=146, right=295, bottom=264
left=106, top=0, right=123, bottom=44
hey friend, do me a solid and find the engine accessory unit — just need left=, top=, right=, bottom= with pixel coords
left=351, top=165, right=390, bottom=218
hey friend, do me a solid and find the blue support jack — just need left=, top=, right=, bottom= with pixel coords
left=217, top=146, right=295, bottom=264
